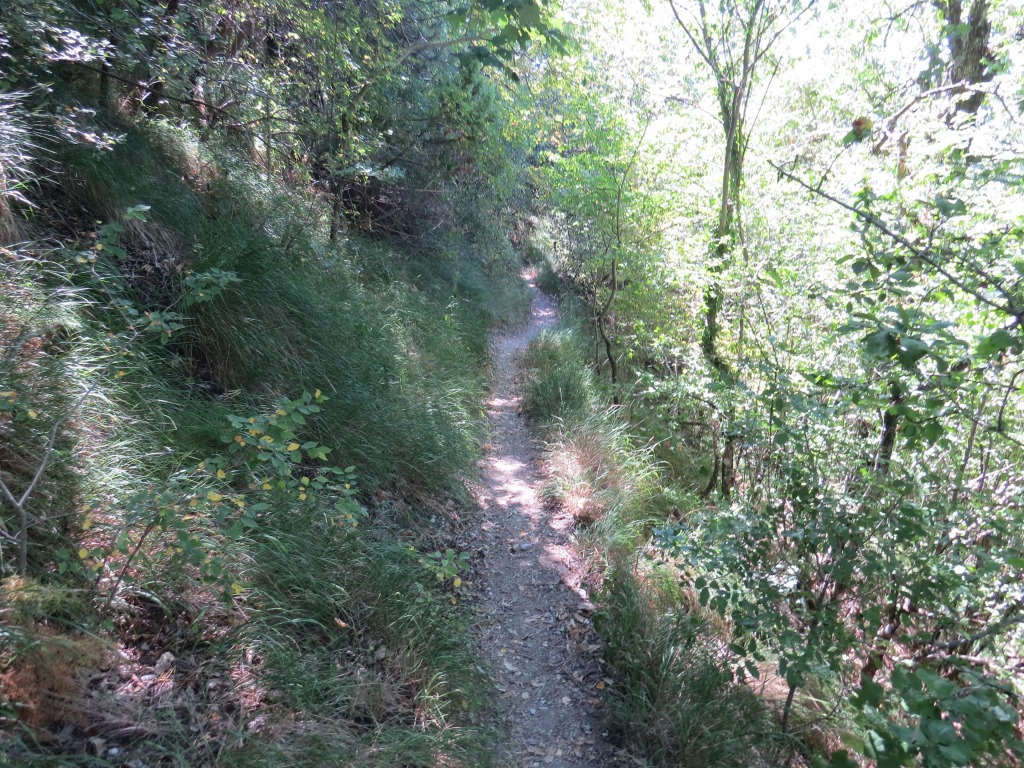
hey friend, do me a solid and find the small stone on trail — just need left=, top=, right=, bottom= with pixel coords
left=154, top=651, right=175, bottom=675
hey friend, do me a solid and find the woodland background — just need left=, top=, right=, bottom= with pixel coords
left=1, top=0, right=1023, bottom=766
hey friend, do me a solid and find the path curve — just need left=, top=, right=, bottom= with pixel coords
left=471, top=268, right=621, bottom=768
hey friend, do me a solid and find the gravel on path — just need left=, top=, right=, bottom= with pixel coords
left=469, top=268, right=626, bottom=768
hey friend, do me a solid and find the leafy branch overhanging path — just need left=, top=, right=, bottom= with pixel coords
left=470, top=269, right=621, bottom=767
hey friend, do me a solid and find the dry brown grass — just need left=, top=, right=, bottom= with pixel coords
left=0, top=574, right=257, bottom=764
left=0, top=622, right=111, bottom=735
left=542, top=429, right=627, bottom=525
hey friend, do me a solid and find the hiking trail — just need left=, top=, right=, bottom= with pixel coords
left=467, top=267, right=624, bottom=768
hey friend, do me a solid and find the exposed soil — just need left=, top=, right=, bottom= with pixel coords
left=467, top=268, right=625, bottom=767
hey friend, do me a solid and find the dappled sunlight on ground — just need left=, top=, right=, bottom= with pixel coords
left=469, top=270, right=618, bottom=767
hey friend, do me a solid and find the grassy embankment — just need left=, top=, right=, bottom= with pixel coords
left=1, top=100, right=530, bottom=766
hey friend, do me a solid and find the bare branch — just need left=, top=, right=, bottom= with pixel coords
left=0, top=384, right=97, bottom=575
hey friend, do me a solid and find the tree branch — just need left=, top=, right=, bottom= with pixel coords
left=769, top=161, right=1023, bottom=323
left=0, top=385, right=96, bottom=575
left=71, top=62, right=232, bottom=117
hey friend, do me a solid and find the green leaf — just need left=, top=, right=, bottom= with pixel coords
left=514, top=1, right=542, bottom=29
left=934, top=195, right=967, bottom=217
left=124, top=204, right=151, bottom=221
left=919, top=420, right=944, bottom=444
left=854, top=675, right=885, bottom=709
left=976, top=328, right=1016, bottom=358
left=916, top=668, right=957, bottom=700
left=850, top=258, right=878, bottom=277
left=764, top=265, right=787, bottom=287
left=897, top=336, right=929, bottom=369
left=824, top=750, right=860, bottom=768
left=863, top=330, right=897, bottom=358
left=937, top=742, right=973, bottom=765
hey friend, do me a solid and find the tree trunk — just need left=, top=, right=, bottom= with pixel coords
left=702, top=104, right=741, bottom=379
left=874, top=382, right=903, bottom=475
left=938, top=0, right=993, bottom=113
left=721, top=434, right=737, bottom=499
left=596, top=259, right=620, bottom=404
left=329, top=178, right=343, bottom=244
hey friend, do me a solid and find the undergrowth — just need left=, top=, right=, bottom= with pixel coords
left=597, top=570, right=782, bottom=768
left=521, top=327, right=658, bottom=546
left=521, top=328, right=596, bottom=423
left=1, top=99, right=523, bottom=765
left=55, top=121, right=528, bottom=490
left=521, top=242, right=789, bottom=766
left=222, top=508, right=498, bottom=768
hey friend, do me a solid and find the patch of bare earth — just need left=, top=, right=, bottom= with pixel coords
left=466, top=269, right=625, bottom=768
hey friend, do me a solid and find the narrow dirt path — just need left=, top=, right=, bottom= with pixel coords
left=468, top=269, right=622, bottom=768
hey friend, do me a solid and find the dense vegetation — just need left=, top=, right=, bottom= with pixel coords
left=3, top=0, right=1024, bottom=766
left=0, top=0, right=552, bottom=763
left=521, top=1, right=1024, bottom=766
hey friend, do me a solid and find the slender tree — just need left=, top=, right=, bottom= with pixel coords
left=667, top=0, right=810, bottom=495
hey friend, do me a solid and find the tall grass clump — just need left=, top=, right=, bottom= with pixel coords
left=598, top=570, right=783, bottom=768
left=225, top=506, right=498, bottom=768
left=0, top=243, right=185, bottom=576
left=523, top=326, right=659, bottom=548
left=53, top=121, right=520, bottom=492
left=1, top=240, right=243, bottom=766
left=0, top=91, right=34, bottom=243
left=542, top=410, right=660, bottom=548
left=521, top=328, right=597, bottom=423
